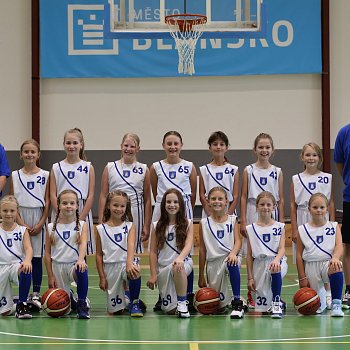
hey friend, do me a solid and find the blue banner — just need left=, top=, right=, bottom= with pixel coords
left=40, top=0, right=322, bottom=78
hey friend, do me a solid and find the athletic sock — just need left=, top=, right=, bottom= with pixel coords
left=129, top=277, right=141, bottom=302
left=31, top=257, right=43, bottom=294
left=227, top=264, right=241, bottom=299
left=271, top=272, right=282, bottom=300
left=76, top=269, right=89, bottom=301
left=19, top=271, right=32, bottom=302
left=330, top=272, right=344, bottom=300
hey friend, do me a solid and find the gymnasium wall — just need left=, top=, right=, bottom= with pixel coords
left=1, top=0, right=350, bottom=218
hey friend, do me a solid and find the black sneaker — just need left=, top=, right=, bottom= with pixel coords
left=342, top=291, right=350, bottom=310
left=153, top=295, right=162, bottom=312
left=139, top=299, right=147, bottom=313
left=77, top=300, right=90, bottom=319
left=70, top=289, right=77, bottom=311
left=230, top=299, right=244, bottom=319
left=27, top=294, right=41, bottom=313
left=187, top=293, right=196, bottom=312
left=16, top=302, right=32, bottom=319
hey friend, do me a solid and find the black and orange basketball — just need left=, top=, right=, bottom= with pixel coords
left=293, top=287, right=320, bottom=315
left=194, top=287, right=220, bottom=315
left=41, top=288, right=71, bottom=318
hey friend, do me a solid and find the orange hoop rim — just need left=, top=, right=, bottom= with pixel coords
left=165, top=13, right=207, bottom=28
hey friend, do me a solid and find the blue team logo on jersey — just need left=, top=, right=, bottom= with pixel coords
left=27, top=181, right=35, bottom=190
left=263, top=234, right=271, bottom=242
left=63, top=231, right=70, bottom=240
left=308, top=182, right=316, bottom=190
left=68, top=171, right=75, bottom=179
left=316, top=236, right=324, bottom=244
left=217, top=230, right=224, bottom=239
left=123, top=170, right=130, bottom=178
left=167, top=232, right=174, bottom=241
left=169, top=171, right=176, bottom=179
left=215, top=172, right=223, bottom=181
left=114, top=233, right=122, bottom=242
left=7, top=238, right=13, bottom=247
left=260, top=177, right=267, bottom=186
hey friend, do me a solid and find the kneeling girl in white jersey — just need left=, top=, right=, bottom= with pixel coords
left=0, top=195, right=33, bottom=319
left=296, top=193, right=344, bottom=317
left=147, top=188, right=194, bottom=318
left=45, top=190, right=90, bottom=319
left=246, top=191, right=287, bottom=318
left=96, top=190, right=143, bottom=317
left=198, top=186, right=244, bottom=319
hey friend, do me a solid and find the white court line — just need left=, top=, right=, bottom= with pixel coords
left=1, top=330, right=350, bottom=344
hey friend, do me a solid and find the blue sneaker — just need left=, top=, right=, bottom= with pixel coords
left=129, top=300, right=144, bottom=317
left=77, top=300, right=90, bottom=319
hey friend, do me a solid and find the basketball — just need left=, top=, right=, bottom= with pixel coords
left=194, top=287, right=220, bottom=315
left=293, top=287, right=320, bottom=315
left=41, top=288, right=71, bottom=318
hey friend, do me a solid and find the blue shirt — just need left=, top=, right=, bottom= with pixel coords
left=334, top=124, right=350, bottom=202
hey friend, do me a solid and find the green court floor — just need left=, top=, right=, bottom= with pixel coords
left=1, top=255, right=350, bottom=350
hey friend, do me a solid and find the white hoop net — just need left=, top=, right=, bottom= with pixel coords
left=166, top=15, right=207, bottom=75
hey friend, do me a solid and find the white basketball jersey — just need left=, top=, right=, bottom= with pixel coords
left=48, top=221, right=85, bottom=263
left=247, top=164, right=281, bottom=201
left=107, top=161, right=146, bottom=206
left=246, top=222, right=285, bottom=259
left=199, top=163, right=238, bottom=202
left=11, top=169, right=49, bottom=208
left=292, top=172, right=332, bottom=210
left=0, top=225, right=27, bottom=264
left=153, top=160, right=193, bottom=203
left=298, top=221, right=337, bottom=262
left=200, top=215, right=237, bottom=261
left=52, top=161, right=91, bottom=200
left=155, top=220, right=191, bottom=267
left=96, top=221, right=133, bottom=263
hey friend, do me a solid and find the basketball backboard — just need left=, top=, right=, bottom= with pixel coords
left=104, top=0, right=265, bottom=39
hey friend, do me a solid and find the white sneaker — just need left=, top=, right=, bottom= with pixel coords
left=176, top=301, right=190, bottom=318
left=230, top=299, right=244, bottom=319
left=271, top=298, right=283, bottom=319
left=331, top=299, right=344, bottom=317
left=316, top=305, right=326, bottom=314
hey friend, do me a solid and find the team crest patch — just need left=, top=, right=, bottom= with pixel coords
left=263, top=234, right=271, bottom=242
left=123, top=170, right=130, bottom=178
left=316, top=236, right=323, bottom=244
left=169, top=171, right=176, bottom=179
left=27, top=181, right=34, bottom=190
left=114, top=233, right=122, bottom=242
left=215, top=172, right=223, bottom=181
left=68, top=171, right=75, bottom=179
left=167, top=232, right=174, bottom=241
left=63, top=231, right=70, bottom=240
left=260, top=177, right=267, bottom=185
left=308, top=182, right=316, bottom=190
left=217, top=230, right=224, bottom=239
left=7, top=238, right=13, bottom=247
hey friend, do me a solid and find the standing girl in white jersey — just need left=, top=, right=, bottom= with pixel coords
left=96, top=190, right=143, bottom=317
left=9, top=139, right=49, bottom=309
left=98, top=133, right=151, bottom=254
left=291, top=142, right=334, bottom=308
left=45, top=189, right=90, bottom=319
left=240, top=132, right=284, bottom=308
left=246, top=191, right=287, bottom=318
left=199, top=131, right=239, bottom=218
left=150, top=131, right=197, bottom=222
left=50, top=128, right=95, bottom=255
left=0, top=195, right=33, bottom=319
left=150, top=131, right=197, bottom=310
left=147, top=188, right=193, bottom=318
left=198, top=186, right=244, bottom=319
left=296, top=193, right=344, bottom=317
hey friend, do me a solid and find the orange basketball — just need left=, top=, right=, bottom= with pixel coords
left=41, top=288, right=71, bottom=318
left=194, top=287, right=220, bottom=315
left=293, top=287, right=320, bottom=315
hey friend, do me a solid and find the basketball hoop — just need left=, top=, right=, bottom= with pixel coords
left=165, top=14, right=207, bottom=75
